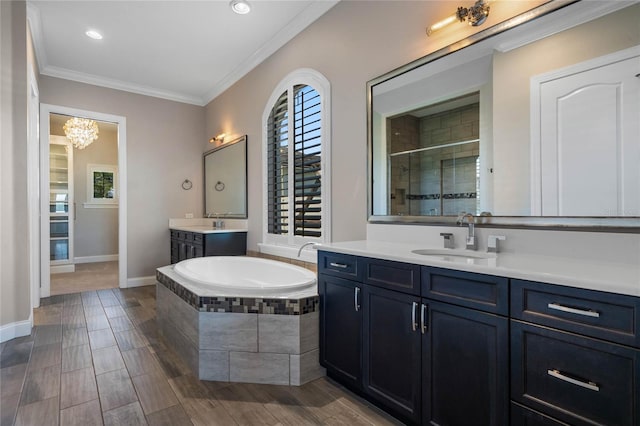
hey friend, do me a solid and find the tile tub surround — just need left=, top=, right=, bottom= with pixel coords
left=155, top=281, right=324, bottom=386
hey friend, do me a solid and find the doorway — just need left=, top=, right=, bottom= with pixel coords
left=39, top=104, right=127, bottom=298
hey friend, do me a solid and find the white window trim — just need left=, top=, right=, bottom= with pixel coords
left=84, top=163, right=119, bottom=209
left=261, top=68, right=332, bottom=259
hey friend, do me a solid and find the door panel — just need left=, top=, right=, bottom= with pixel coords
left=537, top=54, right=639, bottom=216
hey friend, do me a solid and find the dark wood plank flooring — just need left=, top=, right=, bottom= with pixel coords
left=0, top=286, right=401, bottom=426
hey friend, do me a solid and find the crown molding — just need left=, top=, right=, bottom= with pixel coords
left=27, top=2, right=48, bottom=71
left=202, top=0, right=339, bottom=105
left=40, top=64, right=205, bottom=105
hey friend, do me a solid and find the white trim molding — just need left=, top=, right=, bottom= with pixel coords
left=126, top=276, right=157, bottom=288
left=0, top=313, right=33, bottom=343
left=261, top=68, right=332, bottom=255
left=39, top=104, right=128, bottom=296
left=74, top=255, right=119, bottom=264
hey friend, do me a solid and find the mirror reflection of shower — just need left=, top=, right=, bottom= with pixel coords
left=388, top=92, right=480, bottom=216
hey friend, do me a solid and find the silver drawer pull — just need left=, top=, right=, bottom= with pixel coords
left=329, top=262, right=348, bottom=269
left=354, top=287, right=360, bottom=312
left=411, top=302, right=418, bottom=332
left=547, top=369, right=600, bottom=392
left=547, top=303, right=600, bottom=318
left=420, top=303, right=427, bottom=334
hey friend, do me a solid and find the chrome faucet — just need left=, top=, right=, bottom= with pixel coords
left=457, top=213, right=477, bottom=250
left=212, top=213, right=224, bottom=229
left=297, top=242, right=318, bottom=257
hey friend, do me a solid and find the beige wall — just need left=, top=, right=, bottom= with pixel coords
left=203, top=0, right=545, bottom=251
left=1, top=1, right=31, bottom=327
left=40, top=76, right=205, bottom=278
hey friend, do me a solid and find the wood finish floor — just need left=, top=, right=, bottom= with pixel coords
left=0, top=286, right=401, bottom=426
left=50, top=262, right=119, bottom=296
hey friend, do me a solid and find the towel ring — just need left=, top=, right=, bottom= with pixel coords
left=215, top=181, right=225, bottom=191
left=182, top=179, right=193, bottom=190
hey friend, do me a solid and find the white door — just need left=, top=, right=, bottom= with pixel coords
left=533, top=49, right=639, bottom=216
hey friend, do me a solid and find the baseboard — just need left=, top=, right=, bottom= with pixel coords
left=74, top=254, right=119, bottom=264
left=125, top=275, right=156, bottom=288
left=0, top=313, right=33, bottom=343
left=51, top=264, right=75, bottom=274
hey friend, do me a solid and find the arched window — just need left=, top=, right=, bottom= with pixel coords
left=262, top=69, right=331, bottom=248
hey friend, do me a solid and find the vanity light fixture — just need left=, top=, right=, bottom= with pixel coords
left=230, top=0, right=251, bottom=15
left=209, top=133, right=227, bottom=144
left=63, top=117, right=99, bottom=149
left=427, top=0, right=491, bottom=36
left=85, top=29, right=103, bottom=40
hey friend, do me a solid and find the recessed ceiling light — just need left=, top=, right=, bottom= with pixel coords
left=85, top=30, right=103, bottom=40
left=230, top=0, right=251, bottom=15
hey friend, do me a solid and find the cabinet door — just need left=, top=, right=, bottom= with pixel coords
left=203, top=232, right=247, bottom=256
left=423, top=300, right=509, bottom=426
left=363, top=285, right=421, bottom=424
left=170, top=239, right=179, bottom=264
left=319, top=274, right=362, bottom=390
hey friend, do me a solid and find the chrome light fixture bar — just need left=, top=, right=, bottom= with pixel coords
left=427, top=0, right=491, bottom=36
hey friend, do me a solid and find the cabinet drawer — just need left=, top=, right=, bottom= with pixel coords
left=171, top=230, right=190, bottom=241
left=193, top=233, right=203, bottom=243
left=422, top=267, right=508, bottom=315
left=362, top=258, right=420, bottom=296
left=511, top=321, right=640, bottom=426
left=511, top=279, right=640, bottom=348
left=318, top=251, right=361, bottom=281
left=510, top=402, right=568, bottom=426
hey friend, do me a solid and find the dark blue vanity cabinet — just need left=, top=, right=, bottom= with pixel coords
left=318, top=250, right=640, bottom=426
left=510, top=279, right=640, bottom=426
left=318, top=251, right=509, bottom=425
left=170, top=230, right=246, bottom=263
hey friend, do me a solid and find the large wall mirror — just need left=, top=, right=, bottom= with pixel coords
left=368, top=1, right=640, bottom=229
left=204, top=135, right=247, bottom=218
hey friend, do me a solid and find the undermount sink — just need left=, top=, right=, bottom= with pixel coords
left=411, top=249, right=495, bottom=259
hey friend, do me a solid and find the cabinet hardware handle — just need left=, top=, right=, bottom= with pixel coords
left=354, top=287, right=360, bottom=312
left=421, top=303, right=427, bottom=334
left=330, top=262, right=348, bottom=269
left=547, top=369, right=600, bottom=392
left=412, top=302, right=418, bottom=332
left=191, top=246, right=196, bottom=258
left=547, top=303, right=600, bottom=318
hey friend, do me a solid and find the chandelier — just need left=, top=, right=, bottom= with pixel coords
left=63, top=117, right=99, bottom=149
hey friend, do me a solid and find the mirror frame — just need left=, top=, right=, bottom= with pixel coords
left=203, top=135, right=248, bottom=219
left=367, top=0, right=640, bottom=232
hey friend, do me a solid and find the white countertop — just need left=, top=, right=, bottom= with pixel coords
left=170, top=225, right=248, bottom=234
left=316, top=240, right=640, bottom=298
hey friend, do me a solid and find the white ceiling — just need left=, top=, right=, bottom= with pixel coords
left=28, top=0, right=338, bottom=106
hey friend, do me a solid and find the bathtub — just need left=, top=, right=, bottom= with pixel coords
left=173, top=256, right=317, bottom=297
left=156, top=256, right=323, bottom=386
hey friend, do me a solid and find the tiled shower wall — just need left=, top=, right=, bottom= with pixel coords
left=389, top=103, right=480, bottom=216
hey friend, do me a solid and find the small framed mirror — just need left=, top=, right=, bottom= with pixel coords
left=204, top=135, right=247, bottom=218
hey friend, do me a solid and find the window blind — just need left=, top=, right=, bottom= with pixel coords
left=293, top=85, right=322, bottom=237
left=267, top=90, right=289, bottom=235
left=267, top=84, right=322, bottom=238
